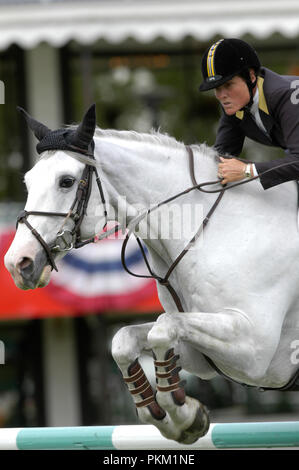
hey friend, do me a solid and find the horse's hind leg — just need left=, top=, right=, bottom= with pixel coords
left=111, top=322, right=184, bottom=441
left=147, top=313, right=210, bottom=444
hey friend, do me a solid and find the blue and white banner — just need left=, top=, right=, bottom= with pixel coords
left=1, top=228, right=161, bottom=319
left=48, top=233, right=161, bottom=313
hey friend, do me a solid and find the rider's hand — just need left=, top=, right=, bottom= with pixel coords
left=218, top=157, right=248, bottom=185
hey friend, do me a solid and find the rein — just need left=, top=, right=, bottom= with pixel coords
left=120, top=147, right=299, bottom=391
left=121, top=146, right=224, bottom=312
left=195, top=158, right=299, bottom=194
left=17, top=144, right=299, bottom=278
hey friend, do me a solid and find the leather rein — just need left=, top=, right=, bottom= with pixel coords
left=121, top=146, right=225, bottom=312
left=120, top=150, right=299, bottom=312
left=120, top=147, right=299, bottom=391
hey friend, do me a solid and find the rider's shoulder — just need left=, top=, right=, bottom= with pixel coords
left=262, top=67, right=298, bottom=94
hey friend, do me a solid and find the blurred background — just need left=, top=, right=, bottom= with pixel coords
left=0, top=0, right=299, bottom=428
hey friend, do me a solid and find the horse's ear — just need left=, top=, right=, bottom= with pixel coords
left=17, top=106, right=51, bottom=141
left=70, top=104, right=96, bottom=150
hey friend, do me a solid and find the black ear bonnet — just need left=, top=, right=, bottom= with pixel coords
left=17, top=104, right=96, bottom=158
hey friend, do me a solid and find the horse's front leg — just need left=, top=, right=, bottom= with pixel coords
left=147, top=314, right=210, bottom=444
left=111, top=322, right=184, bottom=441
left=146, top=307, right=274, bottom=444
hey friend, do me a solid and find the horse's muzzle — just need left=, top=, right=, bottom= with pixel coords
left=5, top=247, right=51, bottom=290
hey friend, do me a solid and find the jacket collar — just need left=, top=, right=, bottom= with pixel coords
left=235, top=76, right=269, bottom=120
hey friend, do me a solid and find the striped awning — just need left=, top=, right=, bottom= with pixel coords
left=0, top=0, right=299, bottom=50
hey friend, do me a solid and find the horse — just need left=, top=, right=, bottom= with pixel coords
left=4, top=104, right=299, bottom=444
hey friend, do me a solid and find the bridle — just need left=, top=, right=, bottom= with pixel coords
left=16, top=153, right=110, bottom=272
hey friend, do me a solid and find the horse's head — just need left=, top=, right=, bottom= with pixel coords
left=4, top=104, right=103, bottom=290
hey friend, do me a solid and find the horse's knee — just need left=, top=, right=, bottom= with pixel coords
left=147, top=314, right=178, bottom=351
left=111, top=326, right=139, bottom=366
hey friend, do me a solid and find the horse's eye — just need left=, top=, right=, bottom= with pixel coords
left=60, top=176, right=75, bottom=188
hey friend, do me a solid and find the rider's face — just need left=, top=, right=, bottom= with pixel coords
left=214, top=75, right=252, bottom=115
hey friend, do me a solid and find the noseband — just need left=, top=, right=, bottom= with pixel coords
left=16, top=157, right=108, bottom=272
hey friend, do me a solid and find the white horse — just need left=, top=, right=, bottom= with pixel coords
left=5, top=105, right=299, bottom=444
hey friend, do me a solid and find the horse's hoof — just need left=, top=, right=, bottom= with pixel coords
left=177, top=403, right=210, bottom=445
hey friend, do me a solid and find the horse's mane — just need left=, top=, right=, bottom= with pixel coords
left=38, top=126, right=218, bottom=167
left=95, top=127, right=185, bottom=151
left=95, top=127, right=218, bottom=161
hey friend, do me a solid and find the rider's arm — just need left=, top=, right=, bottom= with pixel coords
left=214, top=112, right=246, bottom=157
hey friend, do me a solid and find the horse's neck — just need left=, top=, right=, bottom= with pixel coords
left=93, top=137, right=219, bottom=269
left=95, top=137, right=218, bottom=219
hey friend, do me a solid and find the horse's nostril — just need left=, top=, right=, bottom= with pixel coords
left=17, top=257, right=34, bottom=276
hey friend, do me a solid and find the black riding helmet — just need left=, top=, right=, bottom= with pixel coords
left=199, top=38, right=261, bottom=107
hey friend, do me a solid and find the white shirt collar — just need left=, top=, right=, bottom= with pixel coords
left=249, top=87, right=268, bottom=135
left=250, top=88, right=259, bottom=116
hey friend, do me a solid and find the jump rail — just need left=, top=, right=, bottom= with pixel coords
left=1, top=422, right=299, bottom=450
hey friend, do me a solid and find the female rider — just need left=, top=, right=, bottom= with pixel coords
left=199, top=38, right=299, bottom=189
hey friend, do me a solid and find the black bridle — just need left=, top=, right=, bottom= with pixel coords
left=16, top=156, right=109, bottom=272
